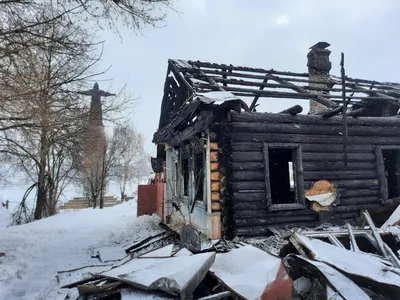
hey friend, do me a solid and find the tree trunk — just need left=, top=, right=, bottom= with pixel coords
left=34, top=128, right=48, bottom=220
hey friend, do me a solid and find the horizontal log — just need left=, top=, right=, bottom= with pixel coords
left=280, top=105, right=303, bottom=116
left=335, top=211, right=359, bottom=220
left=231, top=132, right=400, bottom=145
left=339, top=197, right=379, bottom=205
left=303, top=161, right=376, bottom=171
left=232, top=111, right=400, bottom=127
left=231, top=143, right=374, bottom=153
left=231, top=152, right=263, bottom=162
left=231, top=170, right=264, bottom=181
left=230, top=162, right=264, bottom=171
left=231, top=192, right=266, bottom=202
left=302, top=152, right=375, bottom=162
left=338, top=189, right=380, bottom=198
left=234, top=214, right=317, bottom=227
left=230, top=181, right=265, bottom=192
left=233, top=202, right=266, bottom=210
left=333, top=203, right=381, bottom=213
left=308, top=179, right=379, bottom=189
left=234, top=208, right=316, bottom=219
left=231, top=122, right=400, bottom=137
left=303, top=170, right=377, bottom=181
left=233, top=221, right=317, bottom=236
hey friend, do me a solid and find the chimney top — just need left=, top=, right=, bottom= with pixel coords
left=309, top=41, right=331, bottom=50
left=307, top=41, right=331, bottom=74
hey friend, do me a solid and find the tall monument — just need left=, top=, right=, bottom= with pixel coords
left=78, top=83, right=115, bottom=207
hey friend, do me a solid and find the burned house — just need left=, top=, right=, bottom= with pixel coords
left=152, top=42, right=400, bottom=239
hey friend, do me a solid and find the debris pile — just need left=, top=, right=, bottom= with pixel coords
left=58, top=209, right=400, bottom=299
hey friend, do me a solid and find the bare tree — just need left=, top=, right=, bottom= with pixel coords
left=109, top=125, right=146, bottom=201
left=0, top=18, right=103, bottom=219
left=0, top=0, right=172, bottom=219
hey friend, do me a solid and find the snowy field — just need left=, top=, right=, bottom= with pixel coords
left=0, top=200, right=164, bottom=300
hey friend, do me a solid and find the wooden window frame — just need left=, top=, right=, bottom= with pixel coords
left=376, top=145, right=400, bottom=203
left=263, top=143, right=305, bottom=211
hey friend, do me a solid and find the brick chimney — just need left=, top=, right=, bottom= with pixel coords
left=307, top=42, right=332, bottom=115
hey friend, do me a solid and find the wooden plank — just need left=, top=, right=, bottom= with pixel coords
left=210, top=162, right=219, bottom=171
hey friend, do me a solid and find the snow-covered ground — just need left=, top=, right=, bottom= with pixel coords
left=0, top=200, right=163, bottom=300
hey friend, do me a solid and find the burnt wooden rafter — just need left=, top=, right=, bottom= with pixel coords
left=166, top=59, right=400, bottom=115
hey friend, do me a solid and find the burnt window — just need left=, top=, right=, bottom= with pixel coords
left=194, top=152, right=204, bottom=201
left=378, top=147, right=400, bottom=200
left=264, top=144, right=305, bottom=211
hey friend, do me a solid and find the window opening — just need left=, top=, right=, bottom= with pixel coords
left=382, top=149, right=400, bottom=199
left=268, top=148, right=296, bottom=204
left=194, top=152, right=204, bottom=201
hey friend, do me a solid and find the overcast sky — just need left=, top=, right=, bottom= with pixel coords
left=95, top=0, right=400, bottom=154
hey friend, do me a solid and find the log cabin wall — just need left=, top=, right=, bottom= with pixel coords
left=227, top=111, right=400, bottom=237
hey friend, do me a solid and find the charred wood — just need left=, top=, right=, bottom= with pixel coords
left=231, top=142, right=374, bottom=153
left=231, top=132, right=400, bottom=145
left=347, top=108, right=367, bottom=117
left=234, top=214, right=317, bottom=227
left=338, top=189, right=380, bottom=198
left=302, top=153, right=375, bottom=162
left=303, top=170, right=377, bottom=181
left=232, top=111, right=400, bottom=127
left=339, top=197, right=379, bottom=205
left=233, top=221, right=317, bottom=236
left=302, top=161, right=376, bottom=171
left=230, top=162, right=264, bottom=171
left=230, top=122, right=400, bottom=137
left=229, top=181, right=265, bottom=192
left=231, top=170, right=264, bottom=181
left=169, top=110, right=213, bottom=146
left=333, top=203, right=381, bottom=213
left=279, top=105, right=304, bottom=116
left=305, top=179, right=379, bottom=189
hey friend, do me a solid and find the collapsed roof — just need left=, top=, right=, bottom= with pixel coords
left=158, top=56, right=400, bottom=130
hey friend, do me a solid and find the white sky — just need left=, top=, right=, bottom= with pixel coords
left=94, top=0, right=400, bottom=154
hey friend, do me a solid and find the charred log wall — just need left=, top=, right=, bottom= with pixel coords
left=227, top=112, right=400, bottom=237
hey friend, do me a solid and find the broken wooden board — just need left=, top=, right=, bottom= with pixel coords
left=100, top=252, right=216, bottom=300
left=288, top=255, right=370, bottom=300
left=96, top=246, right=127, bottom=262
left=290, top=233, right=400, bottom=292
left=209, top=245, right=292, bottom=300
